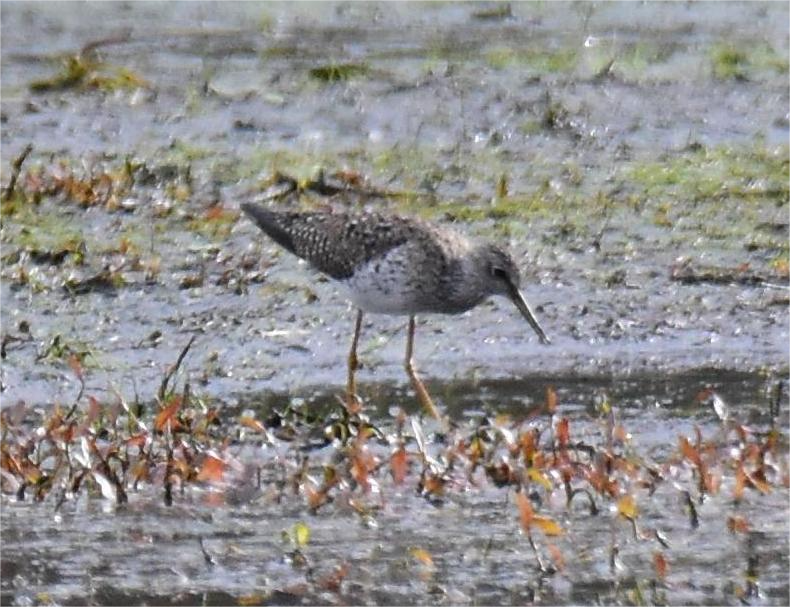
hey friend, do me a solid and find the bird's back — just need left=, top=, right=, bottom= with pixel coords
left=241, top=204, right=447, bottom=280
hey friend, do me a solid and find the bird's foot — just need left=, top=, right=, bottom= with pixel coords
left=409, top=373, right=441, bottom=422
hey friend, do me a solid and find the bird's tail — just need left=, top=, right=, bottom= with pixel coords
left=240, top=203, right=299, bottom=255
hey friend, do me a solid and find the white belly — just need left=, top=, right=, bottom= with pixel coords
left=338, top=245, right=425, bottom=315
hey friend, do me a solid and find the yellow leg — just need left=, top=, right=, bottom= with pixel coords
left=347, top=309, right=363, bottom=411
left=405, top=316, right=441, bottom=420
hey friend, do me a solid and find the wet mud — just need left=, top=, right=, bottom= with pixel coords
left=1, top=2, right=788, bottom=605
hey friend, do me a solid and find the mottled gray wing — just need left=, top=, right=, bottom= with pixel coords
left=240, top=204, right=421, bottom=280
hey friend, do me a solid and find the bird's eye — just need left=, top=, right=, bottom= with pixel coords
left=492, top=267, right=508, bottom=280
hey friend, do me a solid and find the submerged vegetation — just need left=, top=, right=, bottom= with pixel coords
left=2, top=140, right=786, bottom=300
left=1, top=338, right=787, bottom=604
left=2, top=1, right=788, bottom=604
left=309, top=63, right=370, bottom=83
left=627, top=144, right=789, bottom=205
left=710, top=42, right=789, bottom=81
left=28, top=47, right=149, bottom=94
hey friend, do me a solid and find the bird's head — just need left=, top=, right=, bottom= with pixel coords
left=478, top=243, right=551, bottom=345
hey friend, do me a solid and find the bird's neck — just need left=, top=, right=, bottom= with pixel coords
left=442, top=246, right=490, bottom=312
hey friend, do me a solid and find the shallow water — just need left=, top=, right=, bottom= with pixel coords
left=1, top=1, right=789, bottom=605
left=1, top=1, right=788, bottom=407
left=2, top=371, right=789, bottom=606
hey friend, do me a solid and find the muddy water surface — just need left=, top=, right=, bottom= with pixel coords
left=1, top=1, right=788, bottom=605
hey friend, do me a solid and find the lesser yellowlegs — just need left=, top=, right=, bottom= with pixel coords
left=241, top=203, right=550, bottom=418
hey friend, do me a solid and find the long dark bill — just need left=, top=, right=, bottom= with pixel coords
left=506, top=280, right=551, bottom=345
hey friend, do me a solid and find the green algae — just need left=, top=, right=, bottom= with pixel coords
left=3, top=206, right=86, bottom=258
left=711, top=44, right=749, bottom=80
left=309, top=63, right=370, bottom=82
left=29, top=54, right=149, bottom=93
left=229, top=149, right=335, bottom=184
left=484, top=46, right=578, bottom=74
left=164, top=139, right=213, bottom=164
left=4, top=141, right=785, bottom=275
left=710, top=42, right=788, bottom=81
left=185, top=138, right=788, bottom=260
left=627, top=144, right=789, bottom=205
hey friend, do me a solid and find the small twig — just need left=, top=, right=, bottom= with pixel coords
left=164, top=425, right=174, bottom=507
left=527, top=533, right=549, bottom=573
left=609, top=543, right=622, bottom=575
left=568, top=487, right=599, bottom=515
left=770, top=380, right=785, bottom=422
left=628, top=516, right=640, bottom=541
left=94, top=447, right=128, bottom=505
left=158, top=335, right=196, bottom=403
left=592, top=57, right=616, bottom=82
left=63, top=374, right=85, bottom=421
left=182, top=381, right=191, bottom=410
left=745, top=535, right=760, bottom=598
left=3, top=143, right=33, bottom=202
left=682, top=490, right=699, bottom=529
left=199, top=538, right=216, bottom=566
left=80, top=29, right=133, bottom=58
left=259, top=173, right=298, bottom=202
left=35, top=334, right=62, bottom=362
left=1, top=333, right=33, bottom=360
